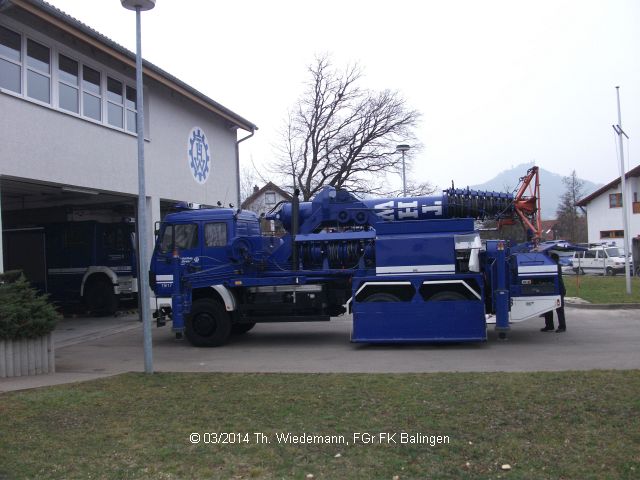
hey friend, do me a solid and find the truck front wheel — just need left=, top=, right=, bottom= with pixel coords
left=185, top=299, right=232, bottom=347
left=85, top=278, right=118, bottom=316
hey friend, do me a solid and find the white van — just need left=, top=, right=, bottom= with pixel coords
left=571, top=246, right=631, bottom=276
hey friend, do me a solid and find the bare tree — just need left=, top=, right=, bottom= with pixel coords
left=240, top=166, right=259, bottom=204
left=383, top=180, right=437, bottom=198
left=274, top=55, right=422, bottom=201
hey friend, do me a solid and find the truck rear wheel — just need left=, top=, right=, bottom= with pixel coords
left=428, top=291, right=467, bottom=301
left=185, top=299, right=231, bottom=347
left=362, top=293, right=400, bottom=302
left=231, top=322, right=256, bottom=335
left=85, top=278, right=118, bottom=316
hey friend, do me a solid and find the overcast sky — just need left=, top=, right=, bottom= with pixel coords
left=48, top=0, right=640, bottom=191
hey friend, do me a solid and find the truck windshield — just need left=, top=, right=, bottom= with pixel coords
left=606, top=247, right=622, bottom=257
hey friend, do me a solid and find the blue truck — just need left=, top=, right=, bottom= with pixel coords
left=150, top=167, right=563, bottom=346
left=3, top=221, right=137, bottom=314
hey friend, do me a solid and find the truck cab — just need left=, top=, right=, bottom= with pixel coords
left=150, top=208, right=263, bottom=305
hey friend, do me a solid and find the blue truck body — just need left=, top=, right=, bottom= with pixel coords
left=150, top=185, right=561, bottom=347
left=3, top=221, right=137, bottom=314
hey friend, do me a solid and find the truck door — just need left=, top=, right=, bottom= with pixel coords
left=151, top=222, right=200, bottom=297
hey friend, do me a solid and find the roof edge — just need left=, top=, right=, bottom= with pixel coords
left=12, top=0, right=257, bottom=132
left=576, top=164, right=640, bottom=207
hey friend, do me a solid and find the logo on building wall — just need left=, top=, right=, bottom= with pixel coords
left=188, top=127, right=211, bottom=184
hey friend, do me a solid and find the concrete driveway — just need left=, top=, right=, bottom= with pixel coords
left=2, top=307, right=639, bottom=392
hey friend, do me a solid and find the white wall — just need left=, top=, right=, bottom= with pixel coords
left=584, top=183, right=640, bottom=248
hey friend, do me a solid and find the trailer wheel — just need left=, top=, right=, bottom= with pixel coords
left=362, top=293, right=400, bottom=302
left=428, top=291, right=467, bottom=301
left=85, top=278, right=118, bottom=316
left=231, top=322, right=256, bottom=335
left=185, top=299, right=231, bottom=347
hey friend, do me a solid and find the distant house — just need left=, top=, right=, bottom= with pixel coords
left=540, top=219, right=561, bottom=241
left=241, top=182, right=291, bottom=233
left=576, top=164, right=640, bottom=248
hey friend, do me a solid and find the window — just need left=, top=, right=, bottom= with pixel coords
left=0, top=25, right=21, bottom=93
left=609, top=193, right=622, bottom=208
left=82, top=65, right=101, bottom=121
left=205, top=223, right=227, bottom=247
left=26, top=38, right=50, bottom=103
left=159, top=224, right=199, bottom=253
left=264, top=191, right=276, bottom=205
left=600, top=230, right=624, bottom=239
left=107, top=76, right=124, bottom=128
left=125, top=85, right=137, bottom=133
left=0, top=24, right=142, bottom=133
left=58, top=54, right=78, bottom=113
left=584, top=250, right=596, bottom=259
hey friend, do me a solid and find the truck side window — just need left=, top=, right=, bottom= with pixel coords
left=159, top=224, right=198, bottom=253
left=205, top=222, right=227, bottom=247
left=175, top=224, right=198, bottom=249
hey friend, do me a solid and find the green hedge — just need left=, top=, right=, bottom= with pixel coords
left=0, top=271, right=61, bottom=340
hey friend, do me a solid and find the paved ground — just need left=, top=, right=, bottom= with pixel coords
left=1, top=307, right=639, bottom=392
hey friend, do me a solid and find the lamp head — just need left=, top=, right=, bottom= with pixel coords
left=121, top=0, right=156, bottom=11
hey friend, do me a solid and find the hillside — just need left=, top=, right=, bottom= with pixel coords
left=470, top=162, right=601, bottom=219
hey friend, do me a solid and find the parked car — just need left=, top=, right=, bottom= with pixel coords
left=571, top=246, right=632, bottom=276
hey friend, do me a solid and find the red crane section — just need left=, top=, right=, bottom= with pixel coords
left=499, top=166, right=543, bottom=243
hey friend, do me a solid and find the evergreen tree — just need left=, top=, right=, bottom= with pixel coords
left=0, top=271, right=60, bottom=339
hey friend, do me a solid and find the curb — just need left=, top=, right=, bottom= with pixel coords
left=565, top=302, right=640, bottom=310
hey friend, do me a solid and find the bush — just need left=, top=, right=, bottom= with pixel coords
left=0, top=270, right=61, bottom=340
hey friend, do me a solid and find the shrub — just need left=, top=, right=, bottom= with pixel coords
left=0, top=271, right=61, bottom=340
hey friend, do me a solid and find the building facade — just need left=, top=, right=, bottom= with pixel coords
left=0, top=0, right=256, bottom=272
left=576, top=164, right=640, bottom=249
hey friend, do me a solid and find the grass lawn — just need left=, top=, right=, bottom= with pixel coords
left=1, top=371, right=639, bottom=479
left=564, top=274, right=640, bottom=303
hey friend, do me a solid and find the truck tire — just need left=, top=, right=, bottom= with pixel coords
left=85, top=278, right=118, bottom=316
left=231, top=322, right=256, bottom=335
left=362, top=293, right=400, bottom=302
left=428, top=291, right=467, bottom=301
left=185, top=299, right=232, bottom=347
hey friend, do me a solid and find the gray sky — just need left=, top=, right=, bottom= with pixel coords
left=48, top=0, right=640, bottom=191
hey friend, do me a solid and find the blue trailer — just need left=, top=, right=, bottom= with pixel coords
left=150, top=167, right=564, bottom=346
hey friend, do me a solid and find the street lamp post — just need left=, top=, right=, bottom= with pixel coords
left=396, top=144, right=411, bottom=197
left=121, top=0, right=156, bottom=374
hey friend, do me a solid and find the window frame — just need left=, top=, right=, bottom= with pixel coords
left=609, top=193, right=622, bottom=208
left=0, top=20, right=143, bottom=136
left=0, top=24, right=23, bottom=94
left=25, top=37, right=51, bottom=105
left=264, top=191, right=277, bottom=205
left=57, top=52, right=79, bottom=113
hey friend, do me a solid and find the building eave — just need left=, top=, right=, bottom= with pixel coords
left=576, top=164, right=640, bottom=207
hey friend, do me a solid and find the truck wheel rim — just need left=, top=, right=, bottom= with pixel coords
left=193, top=313, right=216, bottom=336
